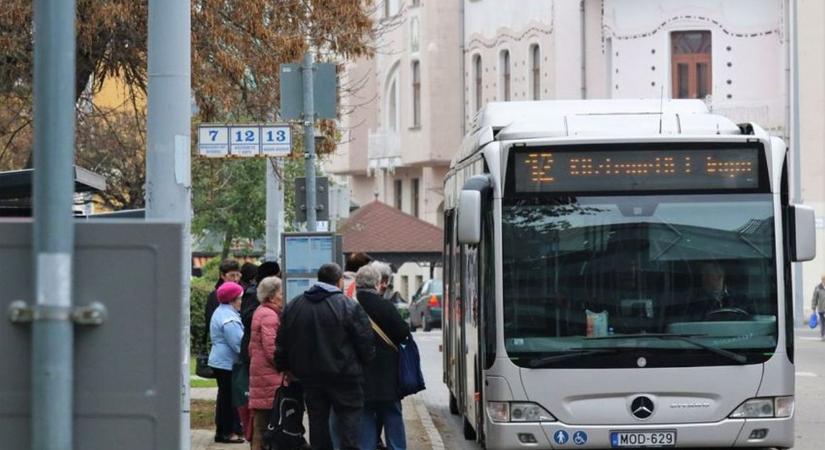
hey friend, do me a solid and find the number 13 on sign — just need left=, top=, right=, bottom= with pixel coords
left=261, top=125, right=292, bottom=157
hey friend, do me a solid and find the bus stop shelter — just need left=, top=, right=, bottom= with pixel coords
left=339, top=200, right=442, bottom=275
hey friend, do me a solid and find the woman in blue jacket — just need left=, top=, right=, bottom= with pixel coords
left=208, top=281, right=246, bottom=444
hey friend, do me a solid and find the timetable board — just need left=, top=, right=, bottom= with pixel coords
left=281, top=232, right=343, bottom=302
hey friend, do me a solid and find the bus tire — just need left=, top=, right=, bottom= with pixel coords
left=449, top=393, right=459, bottom=415
left=422, top=313, right=432, bottom=332
left=463, top=416, right=477, bottom=440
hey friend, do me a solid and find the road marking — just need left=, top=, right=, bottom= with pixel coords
left=796, top=371, right=819, bottom=378
left=798, top=337, right=822, bottom=341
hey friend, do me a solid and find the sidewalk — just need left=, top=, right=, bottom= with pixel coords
left=191, top=389, right=441, bottom=450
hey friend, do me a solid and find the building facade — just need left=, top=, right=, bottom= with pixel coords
left=464, top=0, right=788, bottom=134
left=328, top=0, right=463, bottom=298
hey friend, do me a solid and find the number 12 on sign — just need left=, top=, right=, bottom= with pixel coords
left=229, top=126, right=260, bottom=156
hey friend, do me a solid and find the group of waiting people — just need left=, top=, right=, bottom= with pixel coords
left=204, top=253, right=412, bottom=450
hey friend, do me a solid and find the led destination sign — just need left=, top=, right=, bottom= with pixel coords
left=513, top=148, right=761, bottom=193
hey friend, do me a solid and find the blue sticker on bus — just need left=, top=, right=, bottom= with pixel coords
left=573, top=431, right=588, bottom=445
left=553, top=430, right=569, bottom=445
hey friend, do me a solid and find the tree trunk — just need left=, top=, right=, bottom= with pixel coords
left=221, top=229, right=233, bottom=260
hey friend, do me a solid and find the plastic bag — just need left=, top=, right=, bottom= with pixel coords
left=586, top=310, right=609, bottom=337
left=809, top=312, right=819, bottom=329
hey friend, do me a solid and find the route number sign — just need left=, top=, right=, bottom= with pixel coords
left=198, top=124, right=292, bottom=158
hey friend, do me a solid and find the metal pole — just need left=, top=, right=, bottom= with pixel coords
left=790, top=0, right=804, bottom=325
left=302, top=52, right=317, bottom=232
left=147, top=0, right=192, bottom=447
left=32, top=0, right=76, bottom=448
left=265, top=158, right=284, bottom=260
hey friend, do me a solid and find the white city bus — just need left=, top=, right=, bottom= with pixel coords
left=442, top=100, right=815, bottom=449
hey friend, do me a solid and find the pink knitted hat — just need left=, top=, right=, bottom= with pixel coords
left=216, top=281, right=244, bottom=304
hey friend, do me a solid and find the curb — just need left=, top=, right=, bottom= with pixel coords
left=412, top=394, right=445, bottom=450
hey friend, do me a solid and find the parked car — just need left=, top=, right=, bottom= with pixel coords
left=408, top=279, right=442, bottom=332
left=386, top=289, right=409, bottom=321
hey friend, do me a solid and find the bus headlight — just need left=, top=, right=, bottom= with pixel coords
left=487, top=401, right=556, bottom=423
left=774, top=396, right=794, bottom=418
left=729, top=396, right=794, bottom=418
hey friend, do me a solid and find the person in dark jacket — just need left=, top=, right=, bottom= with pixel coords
left=355, top=265, right=411, bottom=450
left=240, top=261, right=281, bottom=364
left=240, top=262, right=258, bottom=290
left=275, top=263, right=375, bottom=450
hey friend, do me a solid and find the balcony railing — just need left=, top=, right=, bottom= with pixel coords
left=367, top=128, right=402, bottom=173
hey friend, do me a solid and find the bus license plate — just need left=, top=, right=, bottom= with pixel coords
left=610, top=430, right=676, bottom=447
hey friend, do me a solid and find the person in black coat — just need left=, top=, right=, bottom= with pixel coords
left=355, top=265, right=411, bottom=450
left=239, top=261, right=281, bottom=365
left=276, top=263, right=375, bottom=450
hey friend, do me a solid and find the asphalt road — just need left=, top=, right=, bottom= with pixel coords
left=414, top=328, right=825, bottom=450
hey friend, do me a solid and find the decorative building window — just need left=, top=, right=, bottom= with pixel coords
left=394, top=179, right=403, bottom=210
left=530, top=44, right=541, bottom=100
left=473, top=54, right=483, bottom=111
left=500, top=49, right=511, bottom=101
left=412, top=61, right=421, bottom=127
left=387, top=78, right=398, bottom=131
left=412, top=178, right=420, bottom=217
left=410, top=17, right=420, bottom=52
left=671, top=31, right=712, bottom=99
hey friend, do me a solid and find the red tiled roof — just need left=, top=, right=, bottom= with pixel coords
left=340, top=200, right=443, bottom=254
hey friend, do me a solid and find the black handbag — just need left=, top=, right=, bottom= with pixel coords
left=195, top=353, right=215, bottom=379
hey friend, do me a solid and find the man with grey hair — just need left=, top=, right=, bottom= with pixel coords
left=354, top=264, right=411, bottom=450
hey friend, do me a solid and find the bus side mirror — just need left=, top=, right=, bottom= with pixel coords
left=791, top=204, right=816, bottom=262
left=457, top=190, right=481, bottom=245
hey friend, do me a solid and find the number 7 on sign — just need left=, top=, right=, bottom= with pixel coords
left=209, top=130, right=219, bottom=141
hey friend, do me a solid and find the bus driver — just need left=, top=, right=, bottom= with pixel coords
left=683, top=262, right=757, bottom=320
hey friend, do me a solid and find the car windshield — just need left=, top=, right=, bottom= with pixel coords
left=502, top=194, right=778, bottom=368
left=428, top=280, right=443, bottom=295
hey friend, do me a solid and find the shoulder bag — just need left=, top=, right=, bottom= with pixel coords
left=368, top=315, right=426, bottom=398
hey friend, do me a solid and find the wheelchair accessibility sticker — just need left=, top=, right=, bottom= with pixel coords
left=553, top=430, right=569, bottom=445
left=572, top=431, right=588, bottom=445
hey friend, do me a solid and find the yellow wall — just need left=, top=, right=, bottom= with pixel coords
left=92, top=76, right=146, bottom=111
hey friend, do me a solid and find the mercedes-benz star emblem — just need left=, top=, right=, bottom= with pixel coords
left=631, top=396, right=655, bottom=420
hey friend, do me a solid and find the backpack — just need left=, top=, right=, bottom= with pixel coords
left=262, top=382, right=309, bottom=450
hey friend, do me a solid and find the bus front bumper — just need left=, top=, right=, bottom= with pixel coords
left=483, top=416, right=794, bottom=449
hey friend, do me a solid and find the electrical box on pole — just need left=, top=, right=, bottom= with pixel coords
left=1, top=221, right=184, bottom=449
left=294, top=176, right=329, bottom=222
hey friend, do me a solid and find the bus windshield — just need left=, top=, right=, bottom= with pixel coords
left=501, top=194, right=778, bottom=368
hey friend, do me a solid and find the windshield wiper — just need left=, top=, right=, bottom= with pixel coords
left=588, top=333, right=748, bottom=364
left=528, top=349, right=620, bottom=368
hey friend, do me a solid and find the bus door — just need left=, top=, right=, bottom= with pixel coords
left=443, top=210, right=458, bottom=397
left=462, top=242, right=481, bottom=437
